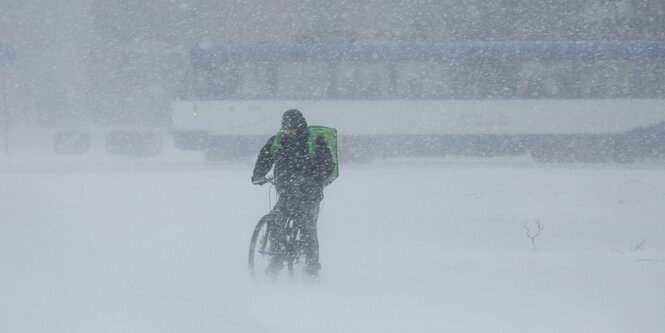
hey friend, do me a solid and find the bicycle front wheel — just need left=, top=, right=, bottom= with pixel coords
left=248, top=214, right=274, bottom=281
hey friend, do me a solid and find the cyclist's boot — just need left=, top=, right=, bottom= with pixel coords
left=305, top=262, right=321, bottom=280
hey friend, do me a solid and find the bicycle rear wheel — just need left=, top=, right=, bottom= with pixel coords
left=248, top=214, right=276, bottom=281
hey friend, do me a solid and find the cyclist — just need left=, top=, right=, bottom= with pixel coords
left=251, top=109, right=334, bottom=278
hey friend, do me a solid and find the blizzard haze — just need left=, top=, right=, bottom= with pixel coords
left=1, top=1, right=664, bottom=140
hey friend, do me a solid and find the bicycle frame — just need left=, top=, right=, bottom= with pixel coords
left=249, top=177, right=308, bottom=279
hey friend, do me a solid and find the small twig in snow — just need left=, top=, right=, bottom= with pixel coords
left=523, top=221, right=544, bottom=252
left=630, top=238, right=646, bottom=252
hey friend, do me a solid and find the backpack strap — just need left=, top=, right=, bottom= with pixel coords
left=270, top=131, right=283, bottom=158
left=306, top=133, right=318, bottom=159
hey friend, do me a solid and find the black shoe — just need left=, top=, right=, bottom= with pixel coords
left=305, top=262, right=321, bottom=279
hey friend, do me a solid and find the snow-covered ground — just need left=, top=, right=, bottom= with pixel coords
left=1, top=153, right=664, bottom=333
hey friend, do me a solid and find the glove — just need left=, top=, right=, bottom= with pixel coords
left=252, top=176, right=267, bottom=185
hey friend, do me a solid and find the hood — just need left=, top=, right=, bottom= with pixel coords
left=281, top=109, right=308, bottom=130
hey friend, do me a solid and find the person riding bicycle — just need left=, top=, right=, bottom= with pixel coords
left=251, top=109, right=334, bottom=278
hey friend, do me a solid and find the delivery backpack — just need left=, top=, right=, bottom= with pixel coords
left=271, top=125, right=339, bottom=187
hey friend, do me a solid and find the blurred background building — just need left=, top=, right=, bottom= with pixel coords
left=1, top=0, right=664, bottom=134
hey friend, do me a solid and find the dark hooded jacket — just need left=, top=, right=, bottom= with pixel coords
left=252, top=109, right=334, bottom=202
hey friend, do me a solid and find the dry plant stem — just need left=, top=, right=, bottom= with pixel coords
left=523, top=221, right=543, bottom=252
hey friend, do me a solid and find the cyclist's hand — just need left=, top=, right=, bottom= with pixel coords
left=252, top=176, right=268, bottom=186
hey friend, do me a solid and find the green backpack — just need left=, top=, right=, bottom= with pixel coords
left=271, top=125, right=339, bottom=187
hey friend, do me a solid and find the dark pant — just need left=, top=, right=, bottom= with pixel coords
left=268, top=197, right=321, bottom=271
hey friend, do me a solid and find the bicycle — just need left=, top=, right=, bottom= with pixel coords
left=248, top=178, right=309, bottom=281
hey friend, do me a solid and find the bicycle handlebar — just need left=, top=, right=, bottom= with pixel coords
left=253, top=176, right=275, bottom=186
